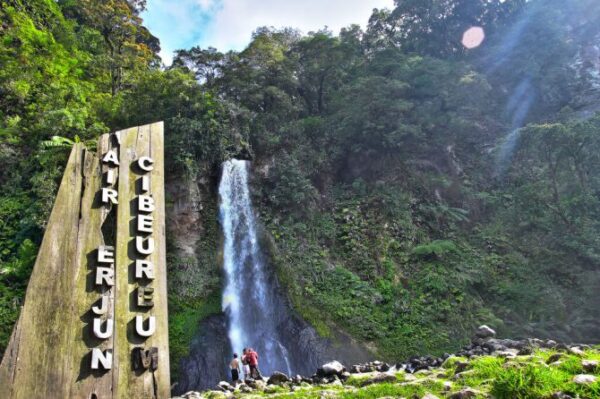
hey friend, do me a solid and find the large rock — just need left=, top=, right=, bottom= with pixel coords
left=267, top=371, right=290, bottom=385
left=449, top=388, right=479, bottom=399
left=321, top=361, right=345, bottom=376
left=361, top=372, right=397, bottom=386
left=216, top=381, right=234, bottom=392
left=475, top=325, right=496, bottom=339
left=582, top=359, right=598, bottom=373
left=573, top=374, right=597, bottom=384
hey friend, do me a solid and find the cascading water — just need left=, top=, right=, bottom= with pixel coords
left=219, top=159, right=292, bottom=376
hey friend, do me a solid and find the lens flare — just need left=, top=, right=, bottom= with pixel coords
left=462, top=26, right=485, bottom=49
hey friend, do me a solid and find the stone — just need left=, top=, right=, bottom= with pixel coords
left=475, top=325, right=496, bottom=339
left=204, top=390, right=231, bottom=399
left=449, top=388, right=479, bottom=398
left=321, top=361, right=345, bottom=376
left=361, top=372, right=397, bottom=386
left=494, top=349, right=519, bottom=358
left=246, top=379, right=266, bottom=391
left=182, top=392, right=202, bottom=399
left=377, top=363, right=391, bottom=372
left=443, top=381, right=453, bottom=391
left=582, top=359, right=598, bottom=372
left=569, top=346, right=585, bottom=356
left=267, top=371, right=290, bottom=385
left=454, top=361, right=469, bottom=374
left=547, top=353, right=564, bottom=364
left=217, top=381, right=233, bottom=392
left=573, top=374, right=597, bottom=384
left=264, top=385, right=282, bottom=393
left=551, top=392, right=574, bottom=399
left=422, top=394, right=441, bottom=399
left=238, top=384, right=253, bottom=393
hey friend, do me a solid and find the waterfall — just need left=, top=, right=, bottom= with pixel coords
left=219, top=159, right=292, bottom=376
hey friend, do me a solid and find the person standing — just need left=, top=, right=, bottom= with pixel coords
left=247, top=347, right=262, bottom=379
left=229, top=353, right=241, bottom=385
left=241, top=348, right=251, bottom=380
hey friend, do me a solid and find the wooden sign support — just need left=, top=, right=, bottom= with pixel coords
left=0, top=122, right=170, bottom=398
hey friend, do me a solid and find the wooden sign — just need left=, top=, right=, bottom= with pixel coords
left=0, top=122, right=170, bottom=398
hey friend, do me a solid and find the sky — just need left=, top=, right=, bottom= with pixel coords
left=141, top=0, right=395, bottom=65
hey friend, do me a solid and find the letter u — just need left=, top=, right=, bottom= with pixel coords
left=135, top=236, right=155, bottom=255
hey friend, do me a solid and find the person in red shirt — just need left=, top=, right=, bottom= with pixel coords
left=247, top=347, right=262, bottom=379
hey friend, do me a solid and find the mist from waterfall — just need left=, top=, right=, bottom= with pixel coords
left=219, top=159, right=292, bottom=376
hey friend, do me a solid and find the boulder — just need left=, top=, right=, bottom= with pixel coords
left=551, top=392, right=574, bottom=399
left=449, top=388, right=479, bottom=398
left=547, top=353, right=564, bottom=364
left=361, top=372, right=397, bottom=386
left=582, top=359, right=599, bottom=373
left=267, top=371, right=290, bottom=385
left=475, top=325, right=496, bottom=339
left=238, top=384, right=253, bottom=393
left=573, top=374, right=597, bottom=384
left=216, top=381, right=233, bottom=392
left=569, top=346, right=585, bottom=356
left=321, top=361, right=345, bottom=376
left=246, top=379, right=266, bottom=391
left=204, top=391, right=232, bottom=399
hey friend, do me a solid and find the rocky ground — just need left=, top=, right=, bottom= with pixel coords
left=172, top=327, right=600, bottom=399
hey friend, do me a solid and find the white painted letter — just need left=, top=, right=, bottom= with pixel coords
left=141, top=175, right=150, bottom=193
left=137, top=214, right=153, bottom=233
left=91, top=348, right=113, bottom=370
left=138, top=195, right=155, bottom=213
left=135, top=260, right=155, bottom=280
left=137, top=156, right=154, bottom=172
left=135, top=236, right=155, bottom=255
left=97, top=245, right=115, bottom=264
left=92, top=295, right=109, bottom=315
left=137, top=286, right=154, bottom=308
left=92, top=318, right=114, bottom=339
left=105, top=169, right=116, bottom=185
left=95, top=267, right=114, bottom=286
left=101, top=188, right=118, bottom=205
left=102, top=150, right=119, bottom=166
left=135, top=315, right=156, bottom=337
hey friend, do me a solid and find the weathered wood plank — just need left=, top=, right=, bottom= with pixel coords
left=69, top=135, right=116, bottom=398
left=1, top=144, right=84, bottom=398
left=114, top=122, right=170, bottom=399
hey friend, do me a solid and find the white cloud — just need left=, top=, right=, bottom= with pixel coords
left=203, top=0, right=394, bottom=51
left=144, top=0, right=395, bottom=64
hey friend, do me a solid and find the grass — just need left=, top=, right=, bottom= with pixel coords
left=202, top=348, right=600, bottom=399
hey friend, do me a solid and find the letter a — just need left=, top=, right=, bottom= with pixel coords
left=102, top=150, right=119, bottom=166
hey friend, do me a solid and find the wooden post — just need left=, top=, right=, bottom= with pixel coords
left=0, top=122, right=170, bottom=398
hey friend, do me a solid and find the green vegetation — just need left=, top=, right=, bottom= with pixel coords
left=2, top=0, right=600, bottom=384
left=169, top=292, right=222, bottom=380
left=196, top=348, right=600, bottom=398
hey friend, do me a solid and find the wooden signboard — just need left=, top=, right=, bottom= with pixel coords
left=0, top=122, right=170, bottom=398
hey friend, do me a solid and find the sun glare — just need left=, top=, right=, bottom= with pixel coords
left=462, top=26, right=485, bottom=49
